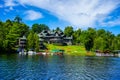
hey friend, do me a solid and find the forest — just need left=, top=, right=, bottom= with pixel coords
left=0, top=16, right=120, bottom=53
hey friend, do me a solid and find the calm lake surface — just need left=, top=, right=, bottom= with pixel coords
left=0, top=54, right=120, bottom=80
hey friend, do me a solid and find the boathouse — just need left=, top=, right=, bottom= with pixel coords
left=19, top=36, right=26, bottom=48
left=18, top=36, right=27, bottom=52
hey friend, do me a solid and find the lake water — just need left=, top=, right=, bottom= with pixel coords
left=0, top=54, right=120, bottom=80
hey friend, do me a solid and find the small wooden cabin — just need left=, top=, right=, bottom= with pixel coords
left=19, top=36, right=26, bottom=48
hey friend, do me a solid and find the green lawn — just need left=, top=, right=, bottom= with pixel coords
left=46, top=44, right=95, bottom=56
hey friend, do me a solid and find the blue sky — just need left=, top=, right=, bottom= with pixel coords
left=0, top=0, right=120, bottom=35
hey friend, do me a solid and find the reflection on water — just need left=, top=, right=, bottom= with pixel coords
left=0, top=54, right=120, bottom=80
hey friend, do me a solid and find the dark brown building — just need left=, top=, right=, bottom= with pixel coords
left=38, top=30, right=72, bottom=45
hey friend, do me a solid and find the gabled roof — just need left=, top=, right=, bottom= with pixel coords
left=39, top=30, right=65, bottom=37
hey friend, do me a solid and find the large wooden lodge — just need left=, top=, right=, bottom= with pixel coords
left=38, top=30, right=72, bottom=45
left=19, top=30, right=73, bottom=50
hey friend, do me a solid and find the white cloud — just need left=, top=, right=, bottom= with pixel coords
left=0, top=5, right=3, bottom=8
left=100, top=18, right=120, bottom=27
left=24, top=10, right=43, bottom=20
left=3, top=0, right=18, bottom=11
left=18, top=0, right=120, bottom=28
left=4, top=0, right=17, bottom=7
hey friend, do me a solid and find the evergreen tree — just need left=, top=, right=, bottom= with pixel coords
left=55, top=27, right=62, bottom=32
left=14, top=15, right=22, bottom=23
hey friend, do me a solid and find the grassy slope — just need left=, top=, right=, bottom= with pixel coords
left=46, top=44, right=95, bottom=56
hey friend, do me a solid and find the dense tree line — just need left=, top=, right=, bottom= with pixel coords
left=0, top=16, right=120, bottom=53
left=71, top=28, right=120, bottom=52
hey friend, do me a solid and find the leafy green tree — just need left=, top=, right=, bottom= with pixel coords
left=32, top=24, right=49, bottom=33
left=105, top=31, right=115, bottom=50
left=39, top=24, right=49, bottom=31
left=112, top=34, right=120, bottom=50
left=32, top=24, right=41, bottom=33
left=34, top=33, right=40, bottom=52
left=111, top=37, right=119, bottom=50
left=117, top=35, right=120, bottom=50
left=3, top=18, right=29, bottom=51
left=84, top=28, right=96, bottom=51
left=5, top=19, right=13, bottom=28
left=79, top=30, right=87, bottom=45
left=4, top=24, right=20, bottom=50
left=93, top=37, right=106, bottom=51
left=27, top=31, right=34, bottom=50
left=27, top=31, right=40, bottom=51
left=96, top=29, right=106, bottom=39
left=64, top=26, right=73, bottom=37
left=73, top=28, right=81, bottom=44
left=0, top=21, right=4, bottom=50
left=18, top=23, right=29, bottom=37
